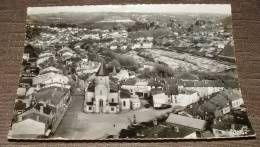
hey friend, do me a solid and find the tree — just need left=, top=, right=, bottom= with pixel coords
left=153, top=63, right=174, bottom=78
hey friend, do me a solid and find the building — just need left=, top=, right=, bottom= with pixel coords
left=225, top=89, right=244, bottom=108
left=84, top=63, right=120, bottom=113
left=166, top=114, right=207, bottom=138
left=76, top=61, right=101, bottom=75
left=210, top=94, right=231, bottom=115
left=120, top=94, right=141, bottom=110
left=152, top=92, right=171, bottom=108
left=178, top=80, right=224, bottom=97
left=33, top=72, right=69, bottom=88
left=152, top=89, right=199, bottom=108
left=110, top=45, right=118, bottom=50
left=113, top=69, right=130, bottom=81
left=39, top=66, right=62, bottom=75
left=166, top=114, right=206, bottom=130
left=141, top=42, right=153, bottom=49
left=10, top=86, right=71, bottom=138
left=171, top=90, right=200, bottom=107
left=10, top=115, right=50, bottom=138
left=200, top=95, right=231, bottom=118
left=121, top=80, right=151, bottom=98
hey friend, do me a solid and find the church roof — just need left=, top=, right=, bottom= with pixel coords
left=96, top=62, right=108, bottom=76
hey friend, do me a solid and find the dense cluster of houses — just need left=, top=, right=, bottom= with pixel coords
left=9, top=45, right=75, bottom=138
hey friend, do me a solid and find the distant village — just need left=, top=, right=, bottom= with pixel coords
left=8, top=13, right=254, bottom=139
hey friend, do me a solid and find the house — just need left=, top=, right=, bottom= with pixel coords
left=61, top=51, right=74, bottom=61
left=166, top=114, right=207, bottom=138
left=141, top=42, right=153, bottom=49
left=17, top=87, right=26, bottom=97
left=19, top=77, right=33, bottom=88
left=121, top=80, right=151, bottom=98
left=11, top=92, right=62, bottom=138
left=136, top=37, right=145, bottom=42
left=110, top=32, right=121, bottom=38
left=32, top=72, right=69, bottom=89
left=76, top=61, right=101, bottom=75
left=36, top=56, right=54, bottom=68
left=152, top=92, right=171, bottom=108
left=110, top=45, right=118, bottom=50
left=171, top=90, right=200, bottom=107
left=166, top=114, right=207, bottom=130
left=84, top=62, right=120, bottom=113
left=120, top=95, right=141, bottom=110
left=209, top=94, right=231, bottom=115
left=178, top=80, right=224, bottom=97
left=38, top=52, right=54, bottom=59
left=21, top=66, right=39, bottom=78
left=81, top=34, right=100, bottom=40
left=146, top=37, right=154, bottom=42
left=152, top=88, right=199, bottom=108
left=32, top=85, right=71, bottom=132
left=57, top=46, right=73, bottom=56
left=39, top=66, right=62, bottom=75
left=200, top=95, right=230, bottom=118
left=120, top=45, right=128, bottom=50
left=225, top=89, right=244, bottom=108
left=131, top=43, right=141, bottom=49
left=113, top=69, right=130, bottom=81
left=10, top=116, right=50, bottom=138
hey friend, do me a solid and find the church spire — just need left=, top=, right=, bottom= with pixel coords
left=96, top=62, right=108, bottom=76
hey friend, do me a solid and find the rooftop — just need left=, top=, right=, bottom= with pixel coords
left=178, top=80, right=224, bottom=87
left=166, top=113, right=206, bottom=130
left=34, top=86, right=69, bottom=105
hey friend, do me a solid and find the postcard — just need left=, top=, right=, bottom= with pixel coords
left=8, top=4, right=255, bottom=140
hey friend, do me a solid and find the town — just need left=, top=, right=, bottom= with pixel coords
left=8, top=11, right=254, bottom=139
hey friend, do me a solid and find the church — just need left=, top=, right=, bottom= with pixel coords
left=83, top=62, right=121, bottom=113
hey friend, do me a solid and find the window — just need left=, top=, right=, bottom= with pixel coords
left=89, top=107, right=92, bottom=110
left=112, top=98, right=114, bottom=103
left=91, top=97, right=94, bottom=102
left=123, top=101, right=126, bottom=106
left=111, top=107, right=114, bottom=111
left=100, top=90, right=102, bottom=95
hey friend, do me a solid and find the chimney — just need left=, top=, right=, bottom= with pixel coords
left=175, top=126, right=179, bottom=133
left=40, top=105, right=44, bottom=113
left=36, top=115, right=40, bottom=121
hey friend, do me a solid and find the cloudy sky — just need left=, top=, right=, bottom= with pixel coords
left=28, top=4, right=231, bottom=15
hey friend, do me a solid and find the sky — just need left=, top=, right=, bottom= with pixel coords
left=27, top=4, right=231, bottom=15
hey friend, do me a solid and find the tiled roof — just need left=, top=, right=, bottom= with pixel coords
left=166, top=114, right=206, bottom=130
left=19, top=108, right=51, bottom=124
left=34, top=86, right=69, bottom=105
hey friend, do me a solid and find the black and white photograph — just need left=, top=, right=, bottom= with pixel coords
left=8, top=4, right=255, bottom=140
